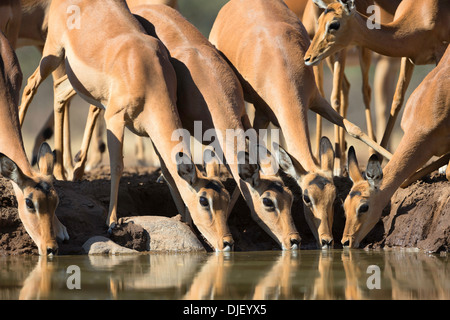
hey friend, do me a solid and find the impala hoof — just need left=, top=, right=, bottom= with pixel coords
left=107, top=222, right=117, bottom=234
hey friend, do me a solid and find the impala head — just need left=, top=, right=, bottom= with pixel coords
left=237, top=145, right=300, bottom=250
left=176, top=149, right=233, bottom=252
left=0, top=143, right=59, bottom=256
left=275, top=138, right=336, bottom=249
left=304, top=0, right=356, bottom=66
left=342, top=147, right=383, bottom=248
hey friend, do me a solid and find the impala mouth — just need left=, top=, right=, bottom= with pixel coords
left=290, top=238, right=300, bottom=250
left=342, top=238, right=360, bottom=249
left=321, top=239, right=333, bottom=249
left=222, top=240, right=234, bottom=252
left=46, top=246, right=58, bottom=256
left=304, top=56, right=321, bottom=66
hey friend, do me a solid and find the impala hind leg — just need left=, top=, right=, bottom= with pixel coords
left=373, top=56, right=400, bottom=149
left=85, top=110, right=106, bottom=172
left=446, top=160, right=450, bottom=182
left=328, top=51, right=346, bottom=175
left=380, top=57, right=414, bottom=148
left=105, top=111, right=125, bottom=232
left=31, top=112, right=54, bottom=166
left=73, top=105, right=103, bottom=181
left=135, top=136, right=147, bottom=166
left=358, top=47, right=376, bottom=150
left=53, top=74, right=76, bottom=181
left=313, top=62, right=325, bottom=160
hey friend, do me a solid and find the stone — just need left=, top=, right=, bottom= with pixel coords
left=123, top=216, right=205, bottom=252
left=82, top=236, right=139, bottom=255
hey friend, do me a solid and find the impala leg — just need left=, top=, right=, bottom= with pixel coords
left=227, top=185, right=241, bottom=217
left=358, top=47, right=376, bottom=151
left=19, top=67, right=42, bottom=127
left=63, top=101, right=74, bottom=178
left=19, top=66, right=55, bottom=127
left=86, top=110, right=106, bottom=171
left=313, top=62, right=325, bottom=160
left=153, top=144, right=191, bottom=225
left=135, top=136, right=147, bottom=166
left=380, top=57, right=414, bottom=148
left=446, top=159, right=450, bottom=182
left=373, top=56, right=400, bottom=148
left=400, top=153, right=450, bottom=188
left=52, top=75, right=76, bottom=181
left=19, top=39, right=64, bottom=126
left=73, top=105, right=103, bottom=181
left=31, top=111, right=54, bottom=166
left=252, top=107, right=271, bottom=132
left=329, top=51, right=346, bottom=175
left=105, top=111, right=125, bottom=232
left=310, top=95, right=393, bottom=161
left=339, top=73, right=350, bottom=175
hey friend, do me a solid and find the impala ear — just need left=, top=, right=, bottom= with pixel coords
left=254, top=144, right=277, bottom=176
left=237, top=151, right=260, bottom=187
left=272, top=142, right=304, bottom=180
left=319, top=136, right=334, bottom=174
left=37, top=142, right=55, bottom=176
left=176, top=152, right=197, bottom=186
left=312, top=0, right=328, bottom=9
left=0, top=153, right=29, bottom=187
left=365, top=154, right=383, bottom=189
left=347, top=146, right=364, bottom=183
left=203, top=147, right=220, bottom=178
left=338, top=0, right=355, bottom=14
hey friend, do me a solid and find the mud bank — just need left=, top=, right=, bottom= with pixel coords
left=0, top=166, right=448, bottom=255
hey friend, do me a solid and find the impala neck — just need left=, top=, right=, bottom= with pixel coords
left=377, top=136, right=433, bottom=210
left=352, top=12, right=416, bottom=58
left=0, top=95, right=32, bottom=177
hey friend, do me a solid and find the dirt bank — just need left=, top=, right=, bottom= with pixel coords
left=0, top=166, right=448, bottom=255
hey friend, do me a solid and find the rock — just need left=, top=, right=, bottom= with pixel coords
left=109, top=221, right=149, bottom=251
left=382, top=174, right=450, bottom=253
left=123, top=216, right=206, bottom=252
left=82, top=236, right=139, bottom=255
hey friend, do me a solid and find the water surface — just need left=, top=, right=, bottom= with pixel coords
left=0, top=250, right=448, bottom=300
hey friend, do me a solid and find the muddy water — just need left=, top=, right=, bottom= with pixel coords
left=0, top=250, right=448, bottom=300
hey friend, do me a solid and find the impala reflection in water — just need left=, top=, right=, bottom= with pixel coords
left=0, top=250, right=448, bottom=300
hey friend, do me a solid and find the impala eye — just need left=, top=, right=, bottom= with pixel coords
left=262, top=197, right=274, bottom=208
left=328, top=21, right=340, bottom=32
left=199, top=196, right=209, bottom=207
left=358, top=204, right=369, bottom=215
left=25, top=199, right=35, bottom=211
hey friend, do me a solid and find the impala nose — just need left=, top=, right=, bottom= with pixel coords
left=342, top=240, right=350, bottom=248
left=223, top=240, right=234, bottom=252
left=290, top=238, right=300, bottom=250
left=321, top=239, right=333, bottom=249
left=47, top=247, right=58, bottom=256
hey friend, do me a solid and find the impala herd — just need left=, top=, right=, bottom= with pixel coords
left=0, top=0, right=448, bottom=255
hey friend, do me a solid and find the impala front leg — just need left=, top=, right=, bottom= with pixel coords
left=343, top=118, right=393, bottom=161
left=312, top=62, right=324, bottom=160
left=105, top=111, right=125, bottom=232
left=330, top=51, right=346, bottom=175
left=310, top=95, right=393, bottom=161
left=19, top=54, right=64, bottom=127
